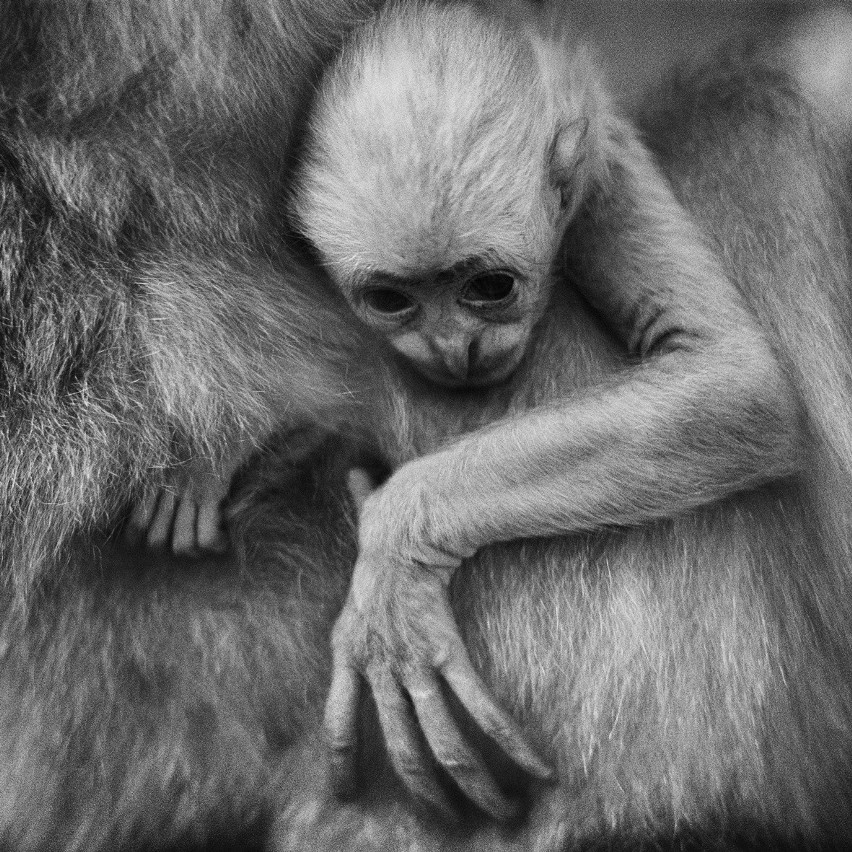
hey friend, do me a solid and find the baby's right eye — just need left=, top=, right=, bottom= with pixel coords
left=363, top=288, right=416, bottom=316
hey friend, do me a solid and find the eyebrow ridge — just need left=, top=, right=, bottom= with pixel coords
left=355, top=253, right=502, bottom=289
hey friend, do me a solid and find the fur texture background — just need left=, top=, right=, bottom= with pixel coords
left=1, top=2, right=852, bottom=850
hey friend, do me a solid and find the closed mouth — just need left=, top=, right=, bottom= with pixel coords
left=419, top=360, right=517, bottom=390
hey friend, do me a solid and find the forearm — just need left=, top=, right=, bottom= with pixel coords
left=375, top=128, right=804, bottom=561
left=420, top=345, right=800, bottom=555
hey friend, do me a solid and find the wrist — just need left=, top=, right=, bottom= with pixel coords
left=404, top=454, right=479, bottom=573
left=359, top=456, right=477, bottom=580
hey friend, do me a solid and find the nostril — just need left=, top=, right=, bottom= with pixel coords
left=467, top=338, right=479, bottom=372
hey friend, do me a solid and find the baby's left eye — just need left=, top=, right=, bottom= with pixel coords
left=461, top=272, right=516, bottom=306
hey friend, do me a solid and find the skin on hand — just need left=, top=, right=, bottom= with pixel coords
left=123, top=457, right=232, bottom=557
left=298, top=1, right=797, bottom=825
left=123, top=430, right=331, bottom=558
left=325, top=468, right=554, bottom=821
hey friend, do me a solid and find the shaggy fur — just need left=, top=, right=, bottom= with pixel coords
left=275, top=53, right=852, bottom=849
left=291, top=10, right=814, bottom=823
left=292, top=4, right=564, bottom=279
left=0, top=0, right=383, bottom=599
left=1, top=1, right=852, bottom=850
left=294, top=3, right=801, bottom=554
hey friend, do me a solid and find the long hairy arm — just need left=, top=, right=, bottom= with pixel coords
left=360, top=126, right=801, bottom=571
left=324, top=102, right=805, bottom=819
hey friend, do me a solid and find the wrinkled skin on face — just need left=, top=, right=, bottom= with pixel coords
left=345, top=263, right=557, bottom=390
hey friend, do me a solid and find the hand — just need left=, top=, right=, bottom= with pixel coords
left=123, top=457, right=231, bottom=556
left=324, top=467, right=553, bottom=821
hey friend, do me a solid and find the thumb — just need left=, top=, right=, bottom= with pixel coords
left=346, top=468, right=377, bottom=513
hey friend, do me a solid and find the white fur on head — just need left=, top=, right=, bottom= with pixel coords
left=292, top=2, right=601, bottom=287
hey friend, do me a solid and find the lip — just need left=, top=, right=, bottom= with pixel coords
left=417, top=359, right=518, bottom=390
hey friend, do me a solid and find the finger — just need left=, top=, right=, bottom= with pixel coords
left=197, top=497, right=228, bottom=554
left=323, top=662, right=362, bottom=798
left=346, top=468, right=376, bottom=513
left=368, top=667, right=456, bottom=821
left=442, top=654, right=553, bottom=781
left=146, top=490, right=177, bottom=550
left=405, top=671, right=520, bottom=821
left=123, top=490, right=160, bottom=547
left=171, top=495, right=198, bottom=557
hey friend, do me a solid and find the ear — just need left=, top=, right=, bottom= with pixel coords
left=549, top=117, right=589, bottom=212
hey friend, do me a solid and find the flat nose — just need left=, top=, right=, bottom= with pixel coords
left=435, top=336, right=479, bottom=380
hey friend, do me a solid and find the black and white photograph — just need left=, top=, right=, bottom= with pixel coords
left=1, top=1, right=851, bottom=849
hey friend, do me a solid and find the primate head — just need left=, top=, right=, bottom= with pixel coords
left=293, top=3, right=605, bottom=389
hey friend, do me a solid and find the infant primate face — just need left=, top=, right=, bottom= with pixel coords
left=340, top=260, right=553, bottom=389
left=292, top=3, right=570, bottom=389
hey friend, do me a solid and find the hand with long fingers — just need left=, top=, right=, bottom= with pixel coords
left=123, top=430, right=329, bottom=558
left=325, top=467, right=553, bottom=820
left=123, top=455, right=236, bottom=556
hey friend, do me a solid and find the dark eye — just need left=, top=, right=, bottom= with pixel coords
left=362, top=288, right=415, bottom=315
left=462, top=272, right=516, bottom=305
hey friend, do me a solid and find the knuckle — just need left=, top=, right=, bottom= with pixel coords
left=481, top=713, right=513, bottom=742
left=364, top=656, right=389, bottom=685
left=330, top=616, right=357, bottom=647
left=394, top=748, right=430, bottom=782
left=324, top=728, right=355, bottom=756
left=432, top=645, right=459, bottom=670
left=406, top=680, right=438, bottom=704
left=196, top=531, right=216, bottom=550
left=435, top=750, right=477, bottom=777
left=435, top=638, right=467, bottom=668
